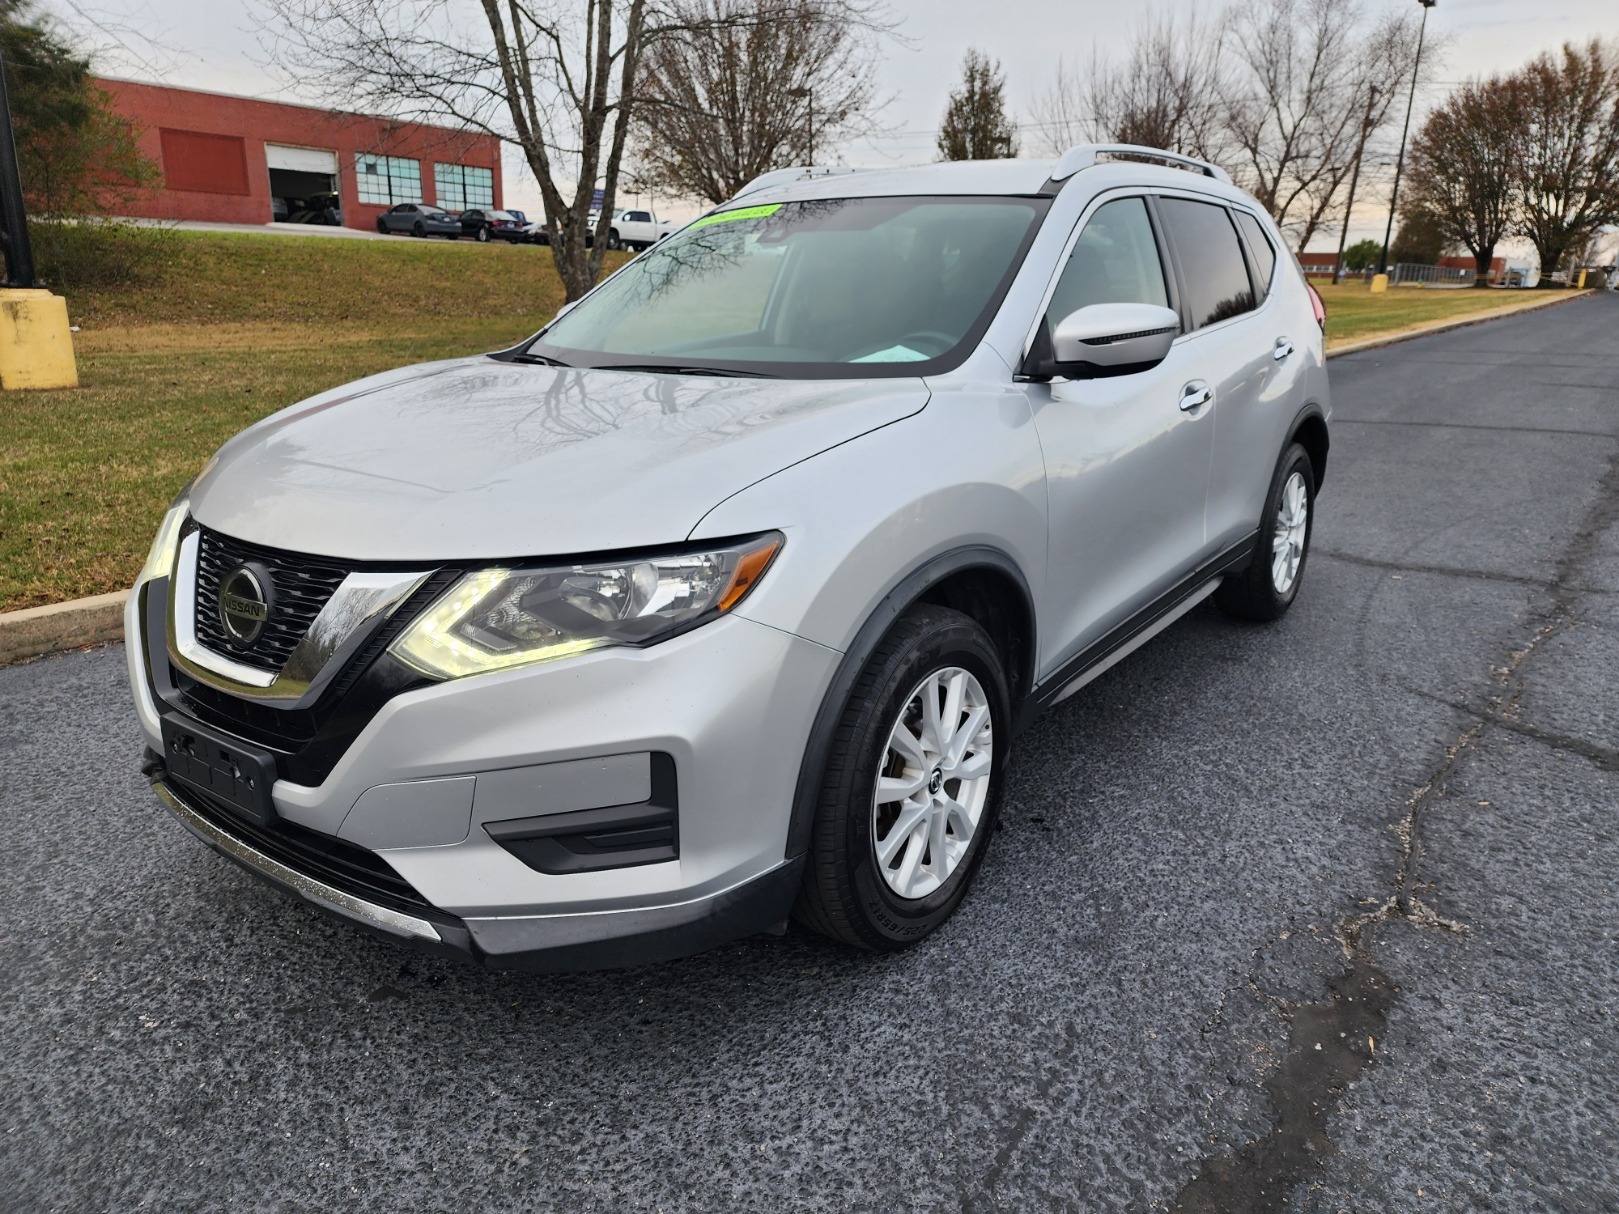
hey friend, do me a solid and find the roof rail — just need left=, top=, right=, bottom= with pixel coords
left=1051, top=144, right=1231, bottom=185
left=730, top=165, right=870, bottom=201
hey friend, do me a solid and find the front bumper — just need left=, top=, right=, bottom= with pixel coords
left=130, top=575, right=841, bottom=969
left=153, top=776, right=806, bottom=970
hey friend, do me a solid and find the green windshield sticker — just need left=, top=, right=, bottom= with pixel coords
left=850, top=345, right=931, bottom=363
left=691, top=203, right=782, bottom=229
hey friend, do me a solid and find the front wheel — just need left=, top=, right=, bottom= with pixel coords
left=375, top=218, right=387, bottom=234
left=795, top=605, right=1010, bottom=951
left=1217, top=441, right=1315, bottom=621
left=607, top=229, right=622, bottom=251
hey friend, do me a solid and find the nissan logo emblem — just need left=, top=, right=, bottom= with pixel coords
left=218, top=565, right=272, bottom=645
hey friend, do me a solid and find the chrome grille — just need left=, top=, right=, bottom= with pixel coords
left=192, top=526, right=351, bottom=673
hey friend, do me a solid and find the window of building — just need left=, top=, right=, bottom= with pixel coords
left=356, top=154, right=422, bottom=206
left=434, top=163, right=494, bottom=211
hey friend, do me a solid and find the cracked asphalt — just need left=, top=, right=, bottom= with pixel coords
left=3, top=294, right=1617, bottom=1213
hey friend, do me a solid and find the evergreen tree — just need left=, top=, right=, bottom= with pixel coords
left=0, top=0, right=152, bottom=215
left=937, top=49, right=1018, bottom=161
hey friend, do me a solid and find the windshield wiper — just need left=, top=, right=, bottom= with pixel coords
left=503, top=351, right=573, bottom=367
left=591, top=363, right=779, bottom=379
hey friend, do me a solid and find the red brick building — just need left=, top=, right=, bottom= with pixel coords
left=97, top=78, right=504, bottom=232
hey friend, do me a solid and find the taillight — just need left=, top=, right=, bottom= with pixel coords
left=1306, top=283, right=1326, bottom=333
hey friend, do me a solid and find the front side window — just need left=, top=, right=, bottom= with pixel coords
left=1157, top=197, right=1257, bottom=330
left=356, top=154, right=422, bottom=205
left=529, top=195, right=1048, bottom=378
left=1044, top=197, right=1169, bottom=329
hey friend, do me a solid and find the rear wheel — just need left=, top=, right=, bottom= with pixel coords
left=475, top=226, right=489, bottom=243
left=1217, top=441, right=1315, bottom=621
left=795, top=605, right=1009, bottom=951
left=607, top=229, right=622, bottom=251
left=411, top=220, right=425, bottom=237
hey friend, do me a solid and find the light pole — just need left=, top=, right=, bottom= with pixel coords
left=1378, top=0, right=1436, bottom=277
left=0, top=50, right=38, bottom=288
left=788, top=87, right=814, bottom=164
left=1333, top=84, right=1380, bottom=285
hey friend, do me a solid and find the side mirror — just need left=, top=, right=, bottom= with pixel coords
left=552, top=299, right=580, bottom=322
left=1023, top=302, right=1181, bottom=381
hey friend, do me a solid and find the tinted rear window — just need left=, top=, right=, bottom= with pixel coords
left=1157, top=198, right=1256, bottom=330
left=1234, top=211, right=1278, bottom=302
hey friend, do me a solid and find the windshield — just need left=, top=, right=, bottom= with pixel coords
left=527, top=195, right=1048, bottom=378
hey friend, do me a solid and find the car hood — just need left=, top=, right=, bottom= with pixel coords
left=189, top=356, right=929, bottom=561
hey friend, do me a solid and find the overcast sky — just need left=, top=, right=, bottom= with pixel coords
left=68, top=0, right=1619, bottom=240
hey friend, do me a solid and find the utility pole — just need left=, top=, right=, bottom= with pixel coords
left=789, top=87, right=814, bottom=163
left=1334, top=85, right=1380, bottom=285
left=1379, top=0, right=1435, bottom=276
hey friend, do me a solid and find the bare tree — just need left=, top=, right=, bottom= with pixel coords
left=264, top=0, right=670, bottom=300
left=1028, top=15, right=1227, bottom=160
left=937, top=48, right=1017, bottom=161
left=1400, top=76, right=1518, bottom=286
left=1508, top=39, right=1619, bottom=283
left=629, top=0, right=890, bottom=205
left=1220, top=0, right=1422, bottom=249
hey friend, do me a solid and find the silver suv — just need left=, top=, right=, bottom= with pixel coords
left=127, top=145, right=1329, bottom=970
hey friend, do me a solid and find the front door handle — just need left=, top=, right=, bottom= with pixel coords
left=1273, top=337, right=1295, bottom=361
left=1179, top=381, right=1213, bottom=412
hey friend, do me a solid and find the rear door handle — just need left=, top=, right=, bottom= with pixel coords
left=1273, top=337, right=1295, bottom=361
left=1179, top=381, right=1213, bottom=412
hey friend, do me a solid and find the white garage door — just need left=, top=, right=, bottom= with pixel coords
left=265, top=144, right=339, bottom=175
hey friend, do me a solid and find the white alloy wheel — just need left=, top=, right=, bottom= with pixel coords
left=871, top=666, right=994, bottom=900
left=1271, top=470, right=1309, bottom=594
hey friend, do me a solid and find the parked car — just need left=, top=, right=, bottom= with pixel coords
left=375, top=203, right=462, bottom=238
left=523, top=210, right=601, bottom=247
left=289, top=191, right=342, bottom=226
left=605, top=208, right=677, bottom=251
left=459, top=208, right=527, bottom=243
left=505, top=210, right=530, bottom=226
left=129, top=145, right=1330, bottom=972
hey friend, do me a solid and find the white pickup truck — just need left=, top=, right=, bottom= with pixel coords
left=606, top=208, right=677, bottom=251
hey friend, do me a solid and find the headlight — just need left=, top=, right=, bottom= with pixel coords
left=136, top=492, right=191, bottom=585
left=389, top=533, right=783, bottom=680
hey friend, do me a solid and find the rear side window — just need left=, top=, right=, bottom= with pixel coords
left=1045, top=197, right=1169, bottom=327
left=1234, top=211, right=1277, bottom=303
left=1157, top=198, right=1256, bottom=330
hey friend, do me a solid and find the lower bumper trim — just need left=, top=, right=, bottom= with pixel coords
left=151, top=773, right=806, bottom=972
left=154, top=779, right=444, bottom=943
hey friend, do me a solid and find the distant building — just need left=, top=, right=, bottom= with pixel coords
left=96, top=78, right=503, bottom=232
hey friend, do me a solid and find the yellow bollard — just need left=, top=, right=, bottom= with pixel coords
left=0, top=287, right=78, bottom=389
left=1369, top=273, right=1389, bottom=294
left=1576, top=269, right=1587, bottom=289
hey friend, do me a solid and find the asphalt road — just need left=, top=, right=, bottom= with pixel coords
left=4, top=294, right=1617, bottom=1213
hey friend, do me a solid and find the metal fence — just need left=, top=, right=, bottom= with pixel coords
left=1389, top=262, right=1477, bottom=287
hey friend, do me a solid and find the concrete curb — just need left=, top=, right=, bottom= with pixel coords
left=1326, top=288, right=1595, bottom=359
left=0, top=289, right=1603, bottom=667
left=0, top=590, right=128, bottom=667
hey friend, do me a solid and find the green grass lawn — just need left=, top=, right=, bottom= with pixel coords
left=1317, top=281, right=1560, bottom=347
left=0, top=231, right=1578, bottom=611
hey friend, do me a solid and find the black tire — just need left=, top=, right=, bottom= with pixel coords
left=794, top=605, right=1011, bottom=951
left=412, top=220, right=425, bottom=237
left=475, top=226, right=489, bottom=243
left=375, top=218, right=387, bottom=234
left=607, top=229, right=622, bottom=251
left=1216, top=441, right=1316, bottom=622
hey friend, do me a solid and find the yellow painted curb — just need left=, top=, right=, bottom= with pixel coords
left=0, top=589, right=128, bottom=666
left=1326, top=289, right=1596, bottom=359
left=0, top=287, right=79, bottom=389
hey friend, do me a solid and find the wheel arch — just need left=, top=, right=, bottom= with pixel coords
left=1289, top=405, right=1330, bottom=491
left=784, top=546, right=1036, bottom=861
